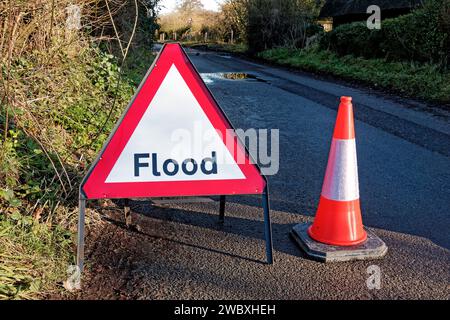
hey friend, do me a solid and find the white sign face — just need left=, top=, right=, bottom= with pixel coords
left=106, top=64, right=245, bottom=183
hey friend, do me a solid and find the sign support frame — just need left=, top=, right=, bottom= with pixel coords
left=76, top=188, right=274, bottom=273
left=76, top=190, right=87, bottom=273
left=75, top=42, right=274, bottom=280
left=262, top=185, right=274, bottom=264
left=219, top=195, right=226, bottom=224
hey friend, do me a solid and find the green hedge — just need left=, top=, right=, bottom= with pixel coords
left=319, top=0, right=450, bottom=68
left=258, top=47, right=450, bottom=104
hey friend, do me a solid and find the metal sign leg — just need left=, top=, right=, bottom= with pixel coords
left=262, top=186, right=274, bottom=264
left=219, top=195, right=226, bottom=224
left=124, top=198, right=132, bottom=227
left=77, top=196, right=86, bottom=273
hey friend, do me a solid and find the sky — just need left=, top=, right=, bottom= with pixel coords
left=158, top=0, right=223, bottom=14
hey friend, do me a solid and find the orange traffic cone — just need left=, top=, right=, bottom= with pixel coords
left=308, top=96, right=367, bottom=246
left=291, top=96, right=387, bottom=262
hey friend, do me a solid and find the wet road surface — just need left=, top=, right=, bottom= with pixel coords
left=71, top=46, right=450, bottom=300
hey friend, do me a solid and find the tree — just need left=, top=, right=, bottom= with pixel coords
left=176, top=0, right=204, bottom=16
left=159, top=0, right=222, bottom=42
left=219, top=0, right=249, bottom=43
left=246, top=0, right=321, bottom=53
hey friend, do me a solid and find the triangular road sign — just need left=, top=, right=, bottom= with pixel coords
left=81, top=43, right=266, bottom=199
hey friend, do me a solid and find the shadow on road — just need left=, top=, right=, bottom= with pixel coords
left=102, top=214, right=267, bottom=265
left=108, top=199, right=307, bottom=262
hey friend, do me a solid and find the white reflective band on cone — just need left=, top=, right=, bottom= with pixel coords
left=321, top=138, right=360, bottom=201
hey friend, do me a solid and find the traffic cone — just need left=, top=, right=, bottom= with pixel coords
left=291, top=96, right=387, bottom=262
left=308, top=96, right=367, bottom=246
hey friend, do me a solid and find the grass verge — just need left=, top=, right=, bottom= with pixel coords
left=0, top=45, right=155, bottom=299
left=182, top=41, right=248, bottom=54
left=258, top=47, right=450, bottom=105
left=0, top=212, right=72, bottom=299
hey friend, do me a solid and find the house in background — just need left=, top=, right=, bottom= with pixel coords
left=318, top=0, right=424, bottom=31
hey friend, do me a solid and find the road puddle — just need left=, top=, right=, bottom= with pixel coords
left=201, top=72, right=267, bottom=84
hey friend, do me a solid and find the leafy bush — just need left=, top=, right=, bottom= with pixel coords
left=319, top=0, right=450, bottom=68
left=1, top=47, right=134, bottom=207
left=319, top=22, right=384, bottom=58
left=0, top=0, right=157, bottom=299
left=0, top=42, right=155, bottom=298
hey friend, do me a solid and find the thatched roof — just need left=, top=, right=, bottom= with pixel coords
left=319, top=0, right=424, bottom=17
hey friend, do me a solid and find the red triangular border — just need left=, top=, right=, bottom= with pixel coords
left=81, top=43, right=266, bottom=199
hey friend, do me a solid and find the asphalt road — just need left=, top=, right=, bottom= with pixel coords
left=71, top=46, right=450, bottom=300
left=187, top=48, right=450, bottom=250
